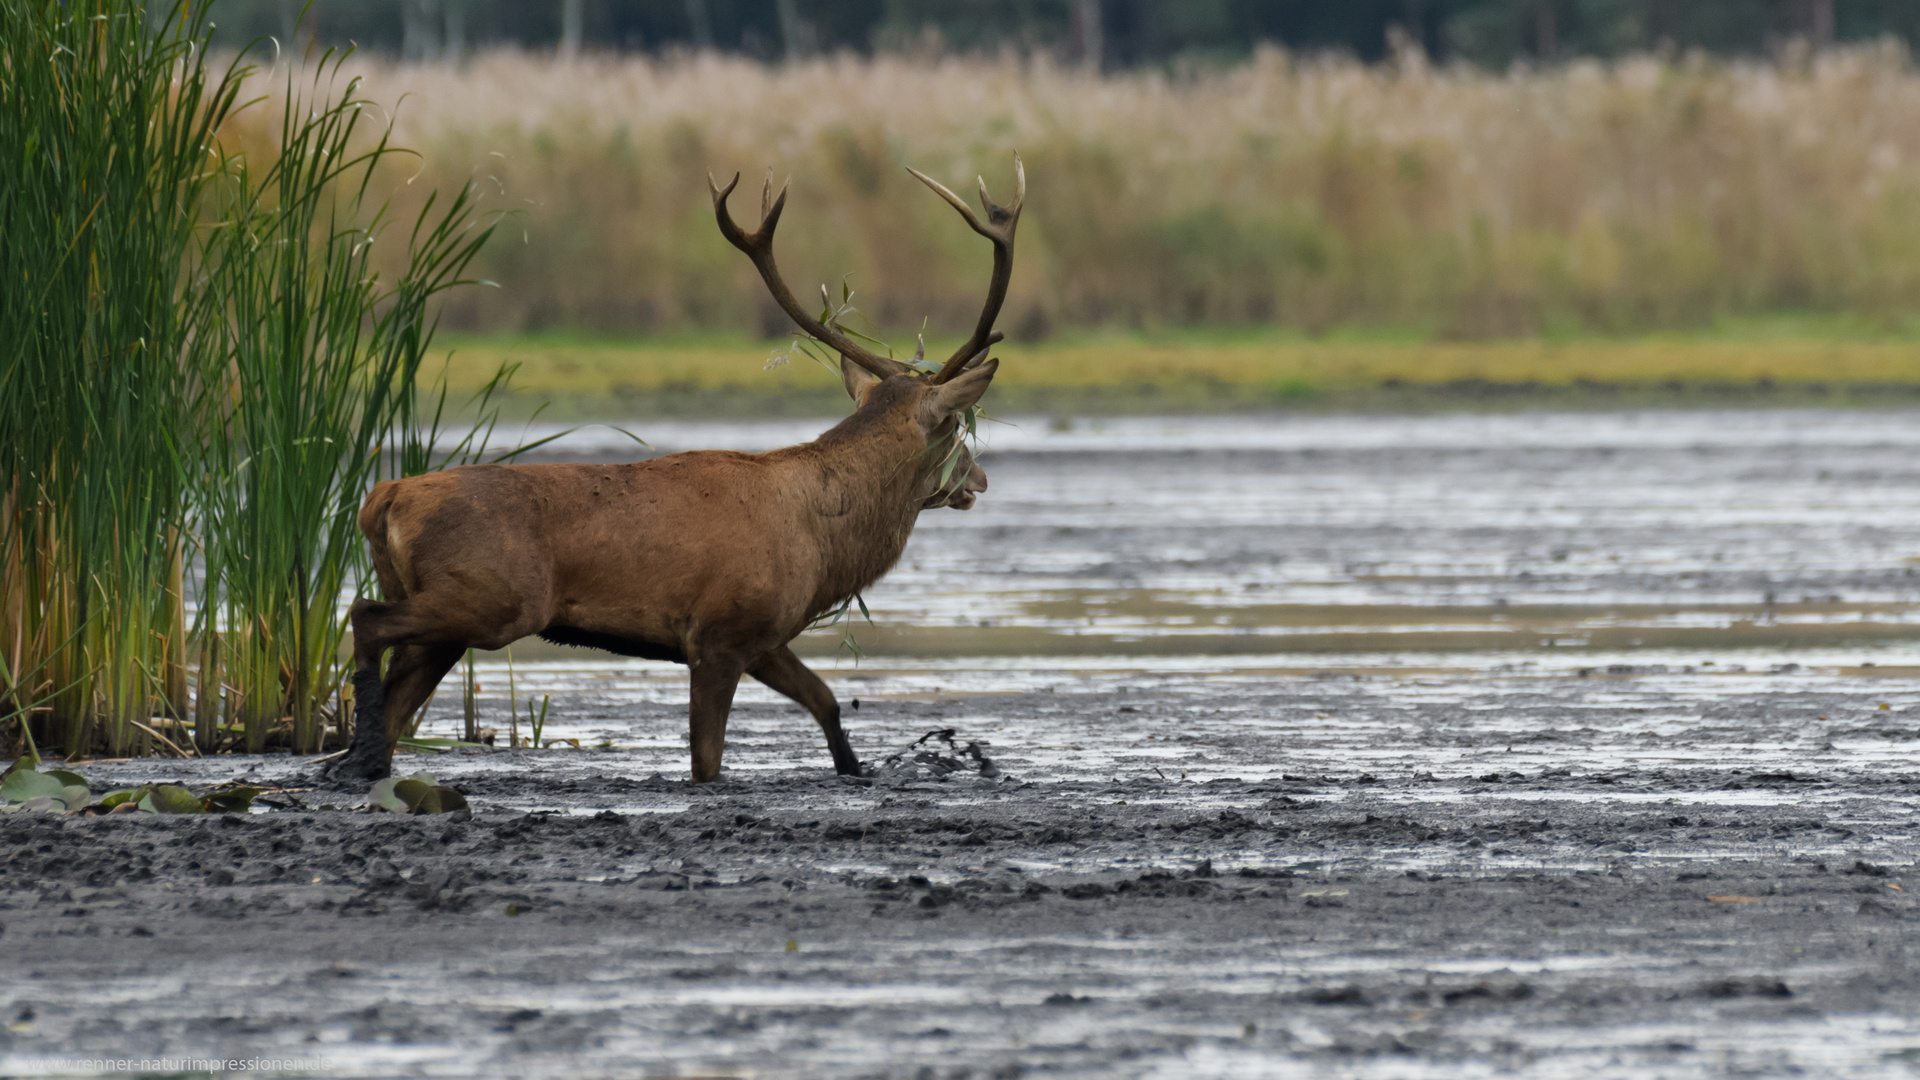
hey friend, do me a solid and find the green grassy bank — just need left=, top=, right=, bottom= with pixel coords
left=437, top=318, right=1920, bottom=417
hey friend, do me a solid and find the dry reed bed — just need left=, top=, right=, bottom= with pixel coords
left=280, top=45, right=1920, bottom=340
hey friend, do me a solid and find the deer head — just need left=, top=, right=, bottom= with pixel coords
left=709, top=154, right=1024, bottom=513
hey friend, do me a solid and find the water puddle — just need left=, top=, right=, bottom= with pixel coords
left=410, top=646, right=1920, bottom=802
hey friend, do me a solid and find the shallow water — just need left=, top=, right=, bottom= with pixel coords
left=420, top=647, right=1920, bottom=791
left=488, top=409, right=1920, bottom=654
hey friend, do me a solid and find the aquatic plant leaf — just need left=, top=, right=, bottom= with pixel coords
left=45, top=770, right=90, bottom=810
left=391, top=778, right=432, bottom=810
left=396, top=737, right=485, bottom=751
left=367, top=777, right=405, bottom=812
left=369, top=771, right=437, bottom=812
left=94, top=789, right=141, bottom=810
left=201, top=787, right=260, bottom=814
left=0, top=769, right=64, bottom=805
left=411, top=786, right=468, bottom=815
left=395, top=739, right=451, bottom=753
left=139, top=785, right=205, bottom=814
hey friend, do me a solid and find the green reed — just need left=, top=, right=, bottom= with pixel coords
left=1, top=1, right=499, bottom=759
left=192, top=51, right=494, bottom=755
left=1, top=0, right=240, bottom=757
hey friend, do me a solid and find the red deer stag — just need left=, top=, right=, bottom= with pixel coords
left=327, top=155, right=1024, bottom=784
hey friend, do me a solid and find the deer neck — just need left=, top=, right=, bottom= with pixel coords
left=795, top=414, right=928, bottom=605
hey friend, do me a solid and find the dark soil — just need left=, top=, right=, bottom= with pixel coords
left=4, top=728, right=1918, bottom=1078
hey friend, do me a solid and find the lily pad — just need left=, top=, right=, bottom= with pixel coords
left=391, top=777, right=431, bottom=808
left=368, top=771, right=437, bottom=813
left=412, top=786, right=468, bottom=815
left=201, top=786, right=260, bottom=814
left=1, top=766, right=95, bottom=811
left=45, top=770, right=90, bottom=810
left=94, top=789, right=142, bottom=810
left=0, top=767, right=65, bottom=806
left=366, top=778, right=408, bottom=812
left=137, top=784, right=204, bottom=814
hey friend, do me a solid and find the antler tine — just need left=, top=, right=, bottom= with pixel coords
left=910, top=152, right=1025, bottom=384
left=979, top=154, right=1025, bottom=225
left=709, top=170, right=905, bottom=380
left=908, top=168, right=985, bottom=233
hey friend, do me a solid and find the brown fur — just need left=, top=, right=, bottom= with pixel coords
left=330, top=364, right=995, bottom=783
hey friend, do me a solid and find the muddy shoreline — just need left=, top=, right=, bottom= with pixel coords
left=6, top=675, right=1920, bottom=1077
left=4, top=780, right=1916, bottom=1077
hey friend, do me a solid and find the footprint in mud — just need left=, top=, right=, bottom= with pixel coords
left=868, top=728, right=1004, bottom=785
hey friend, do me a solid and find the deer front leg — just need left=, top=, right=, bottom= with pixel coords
left=688, top=656, right=746, bottom=783
left=375, top=645, right=465, bottom=763
left=750, top=644, right=861, bottom=775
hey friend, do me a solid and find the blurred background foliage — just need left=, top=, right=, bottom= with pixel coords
left=279, top=40, right=1920, bottom=343
left=216, top=0, right=1916, bottom=67
left=198, top=0, right=1920, bottom=370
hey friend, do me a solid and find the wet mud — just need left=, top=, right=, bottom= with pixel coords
left=5, top=674, right=1920, bottom=1078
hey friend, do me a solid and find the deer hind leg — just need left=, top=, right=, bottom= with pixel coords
left=687, top=655, right=746, bottom=784
left=334, top=596, right=473, bottom=781
left=332, top=599, right=405, bottom=780
left=750, top=645, right=860, bottom=776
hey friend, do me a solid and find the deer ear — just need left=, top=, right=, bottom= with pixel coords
left=928, top=357, right=998, bottom=415
left=841, top=355, right=881, bottom=402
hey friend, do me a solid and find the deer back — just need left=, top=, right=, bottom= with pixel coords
left=361, top=395, right=934, bottom=655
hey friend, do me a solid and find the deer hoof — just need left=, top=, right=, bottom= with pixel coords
left=322, top=754, right=391, bottom=784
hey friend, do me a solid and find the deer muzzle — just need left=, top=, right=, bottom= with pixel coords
left=943, top=461, right=988, bottom=511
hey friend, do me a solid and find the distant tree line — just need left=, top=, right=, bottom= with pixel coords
left=219, top=0, right=1918, bottom=67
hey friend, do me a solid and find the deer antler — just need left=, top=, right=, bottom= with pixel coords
left=907, top=152, right=1025, bottom=384
left=710, top=171, right=908, bottom=380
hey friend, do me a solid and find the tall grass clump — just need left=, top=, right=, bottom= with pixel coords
left=1, top=1, right=496, bottom=759
left=192, top=55, right=493, bottom=756
left=1, top=0, right=235, bottom=757
left=331, top=42, right=1920, bottom=339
